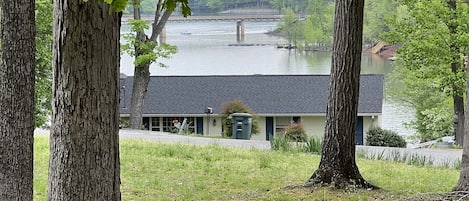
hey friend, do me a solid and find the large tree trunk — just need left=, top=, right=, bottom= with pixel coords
left=0, top=0, right=36, bottom=200
left=47, top=0, right=121, bottom=200
left=306, top=0, right=375, bottom=189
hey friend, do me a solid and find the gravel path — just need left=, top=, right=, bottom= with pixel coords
left=119, top=129, right=462, bottom=167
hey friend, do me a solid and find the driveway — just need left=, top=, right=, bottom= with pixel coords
left=118, top=129, right=462, bottom=167
left=119, top=129, right=271, bottom=150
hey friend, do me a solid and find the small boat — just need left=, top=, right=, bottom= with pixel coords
left=276, top=44, right=296, bottom=49
left=180, top=31, right=192, bottom=35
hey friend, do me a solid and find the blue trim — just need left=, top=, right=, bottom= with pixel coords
left=196, top=117, right=203, bottom=134
left=266, top=117, right=274, bottom=141
left=356, top=116, right=364, bottom=145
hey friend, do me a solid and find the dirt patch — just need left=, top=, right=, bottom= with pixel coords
left=401, top=191, right=469, bottom=201
left=279, top=184, right=469, bottom=201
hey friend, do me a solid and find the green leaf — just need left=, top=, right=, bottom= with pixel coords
left=111, top=0, right=128, bottom=12
left=128, top=19, right=149, bottom=32
left=162, top=0, right=191, bottom=17
left=93, top=0, right=128, bottom=12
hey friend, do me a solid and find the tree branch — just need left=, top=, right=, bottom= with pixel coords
left=150, top=10, right=171, bottom=42
left=133, top=0, right=141, bottom=21
left=150, top=0, right=167, bottom=42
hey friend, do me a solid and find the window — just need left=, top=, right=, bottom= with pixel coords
left=275, top=117, right=291, bottom=133
left=151, top=117, right=160, bottom=131
left=293, top=116, right=301, bottom=123
left=275, top=116, right=301, bottom=133
left=162, top=117, right=195, bottom=133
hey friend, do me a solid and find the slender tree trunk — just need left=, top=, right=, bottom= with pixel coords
left=129, top=0, right=168, bottom=129
left=0, top=0, right=36, bottom=200
left=306, top=0, right=375, bottom=189
left=129, top=63, right=150, bottom=129
left=448, top=0, right=465, bottom=146
left=454, top=93, right=465, bottom=146
left=454, top=0, right=469, bottom=190
left=47, top=0, right=121, bottom=200
left=453, top=47, right=469, bottom=191
left=129, top=0, right=149, bottom=129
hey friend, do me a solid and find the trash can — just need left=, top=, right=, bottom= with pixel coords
left=231, top=113, right=253, bottom=140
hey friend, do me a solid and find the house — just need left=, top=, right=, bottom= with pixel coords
left=119, top=74, right=384, bottom=144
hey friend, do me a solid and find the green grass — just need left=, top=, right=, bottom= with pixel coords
left=34, top=136, right=459, bottom=200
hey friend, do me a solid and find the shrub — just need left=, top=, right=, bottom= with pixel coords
left=411, top=106, right=453, bottom=142
left=366, top=127, right=406, bottom=148
left=281, top=123, right=308, bottom=142
left=220, top=99, right=259, bottom=137
left=119, top=117, right=130, bottom=128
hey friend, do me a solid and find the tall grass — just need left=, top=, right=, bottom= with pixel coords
left=270, top=135, right=323, bottom=154
left=34, top=136, right=459, bottom=200
left=271, top=135, right=456, bottom=169
left=269, top=134, right=291, bottom=152
left=300, top=137, right=323, bottom=154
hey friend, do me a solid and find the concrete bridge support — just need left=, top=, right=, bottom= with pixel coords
left=236, top=20, right=244, bottom=42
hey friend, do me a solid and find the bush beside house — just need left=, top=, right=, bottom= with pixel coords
left=280, top=123, right=308, bottom=142
left=366, top=127, right=406, bottom=148
left=221, top=99, right=259, bottom=137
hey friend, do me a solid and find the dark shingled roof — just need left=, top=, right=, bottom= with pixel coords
left=119, top=74, right=383, bottom=115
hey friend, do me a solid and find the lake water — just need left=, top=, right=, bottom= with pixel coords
left=120, top=21, right=415, bottom=138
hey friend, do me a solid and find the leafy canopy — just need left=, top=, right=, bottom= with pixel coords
left=127, top=0, right=191, bottom=17
left=35, top=0, right=53, bottom=128
left=121, top=19, right=177, bottom=67
left=382, top=0, right=469, bottom=141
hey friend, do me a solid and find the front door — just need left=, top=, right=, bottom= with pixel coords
left=196, top=117, right=203, bottom=135
left=266, top=117, right=274, bottom=141
left=356, top=116, right=364, bottom=145
left=143, top=117, right=149, bottom=130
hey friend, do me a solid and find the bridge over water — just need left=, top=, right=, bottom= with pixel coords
left=122, top=15, right=283, bottom=23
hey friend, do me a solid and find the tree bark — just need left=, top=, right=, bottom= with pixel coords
left=0, top=0, right=36, bottom=200
left=47, top=0, right=121, bottom=200
left=306, top=0, right=375, bottom=189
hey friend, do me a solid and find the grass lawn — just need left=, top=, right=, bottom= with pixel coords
left=34, top=136, right=459, bottom=200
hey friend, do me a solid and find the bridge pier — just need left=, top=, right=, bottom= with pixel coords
left=236, top=20, right=244, bottom=42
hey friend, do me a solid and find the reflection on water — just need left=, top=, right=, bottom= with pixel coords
left=120, top=20, right=415, bottom=137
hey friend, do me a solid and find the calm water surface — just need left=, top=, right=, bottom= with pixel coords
left=120, top=21, right=415, bottom=138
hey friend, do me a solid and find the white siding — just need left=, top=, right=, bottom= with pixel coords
left=251, top=117, right=267, bottom=141
left=204, top=116, right=223, bottom=137
left=301, top=116, right=326, bottom=139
